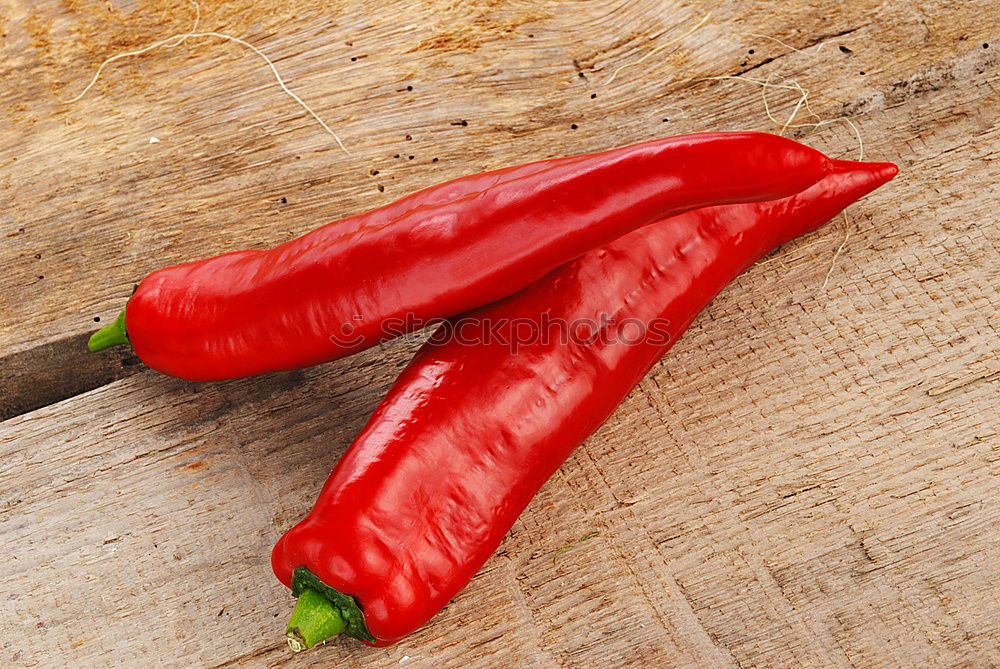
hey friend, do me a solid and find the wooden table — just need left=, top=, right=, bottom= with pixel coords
left=1, top=0, right=997, bottom=666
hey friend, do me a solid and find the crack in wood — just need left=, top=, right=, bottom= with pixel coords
left=735, top=25, right=867, bottom=76
left=207, top=641, right=287, bottom=668
left=0, top=332, right=142, bottom=422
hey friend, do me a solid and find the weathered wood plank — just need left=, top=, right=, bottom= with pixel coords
left=0, top=0, right=998, bottom=667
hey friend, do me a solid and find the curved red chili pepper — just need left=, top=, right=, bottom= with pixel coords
left=88, top=133, right=832, bottom=381
left=271, top=159, right=897, bottom=647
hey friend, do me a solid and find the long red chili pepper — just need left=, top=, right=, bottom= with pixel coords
left=271, top=159, right=897, bottom=648
left=87, top=133, right=832, bottom=381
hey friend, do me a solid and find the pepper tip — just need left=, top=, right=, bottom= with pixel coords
left=88, top=307, right=129, bottom=352
left=286, top=630, right=308, bottom=653
left=284, top=587, right=347, bottom=652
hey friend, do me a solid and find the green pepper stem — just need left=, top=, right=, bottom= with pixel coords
left=88, top=308, right=129, bottom=352
left=286, top=587, right=347, bottom=652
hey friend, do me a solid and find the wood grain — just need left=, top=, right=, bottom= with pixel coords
left=1, top=0, right=997, bottom=666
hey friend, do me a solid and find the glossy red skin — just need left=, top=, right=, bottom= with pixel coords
left=126, top=133, right=833, bottom=381
left=271, top=160, right=898, bottom=644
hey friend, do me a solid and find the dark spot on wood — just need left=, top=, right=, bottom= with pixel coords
left=405, top=134, right=412, bottom=140
left=662, top=118, right=669, bottom=122
left=350, top=56, right=356, bottom=61
left=984, top=43, right=990, bottom=49
left=345, top=41, right=353, bottom=46
left=377, top=185, right=384, bottom=192
left=590, top=93, right=597, bottom=99
left=37, top=275, right=44, bottom=280
left=370, top=169, right=379, bottom=176
left=394, top=154, right=400, bottom=158
left=408, top=155, right=414, bottom=160
left=432, top=157, right=439, bottom=162
left=748, top=48, right=755, bottom=54
left=451, top=120, right=468, bottom=127
left=839, top=45, right=853, bottom=53
left=34, top=253, right=41, bottom=259
left=280, top=197, right=287, bottom=204
left=93, top=316, right=101, bottom=322
left=570, top=124, right=578, bottom=129
left=407, top=85, right=413, bottom=91
left=860, top=71, right=866, bottom=75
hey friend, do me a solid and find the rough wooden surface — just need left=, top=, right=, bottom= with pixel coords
left=1, top=0, right=998, bottom=666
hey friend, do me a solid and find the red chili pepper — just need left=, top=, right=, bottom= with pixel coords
left=271, top=159, right=897, bottom=648
left=88, top=133, right=832, bottom=381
